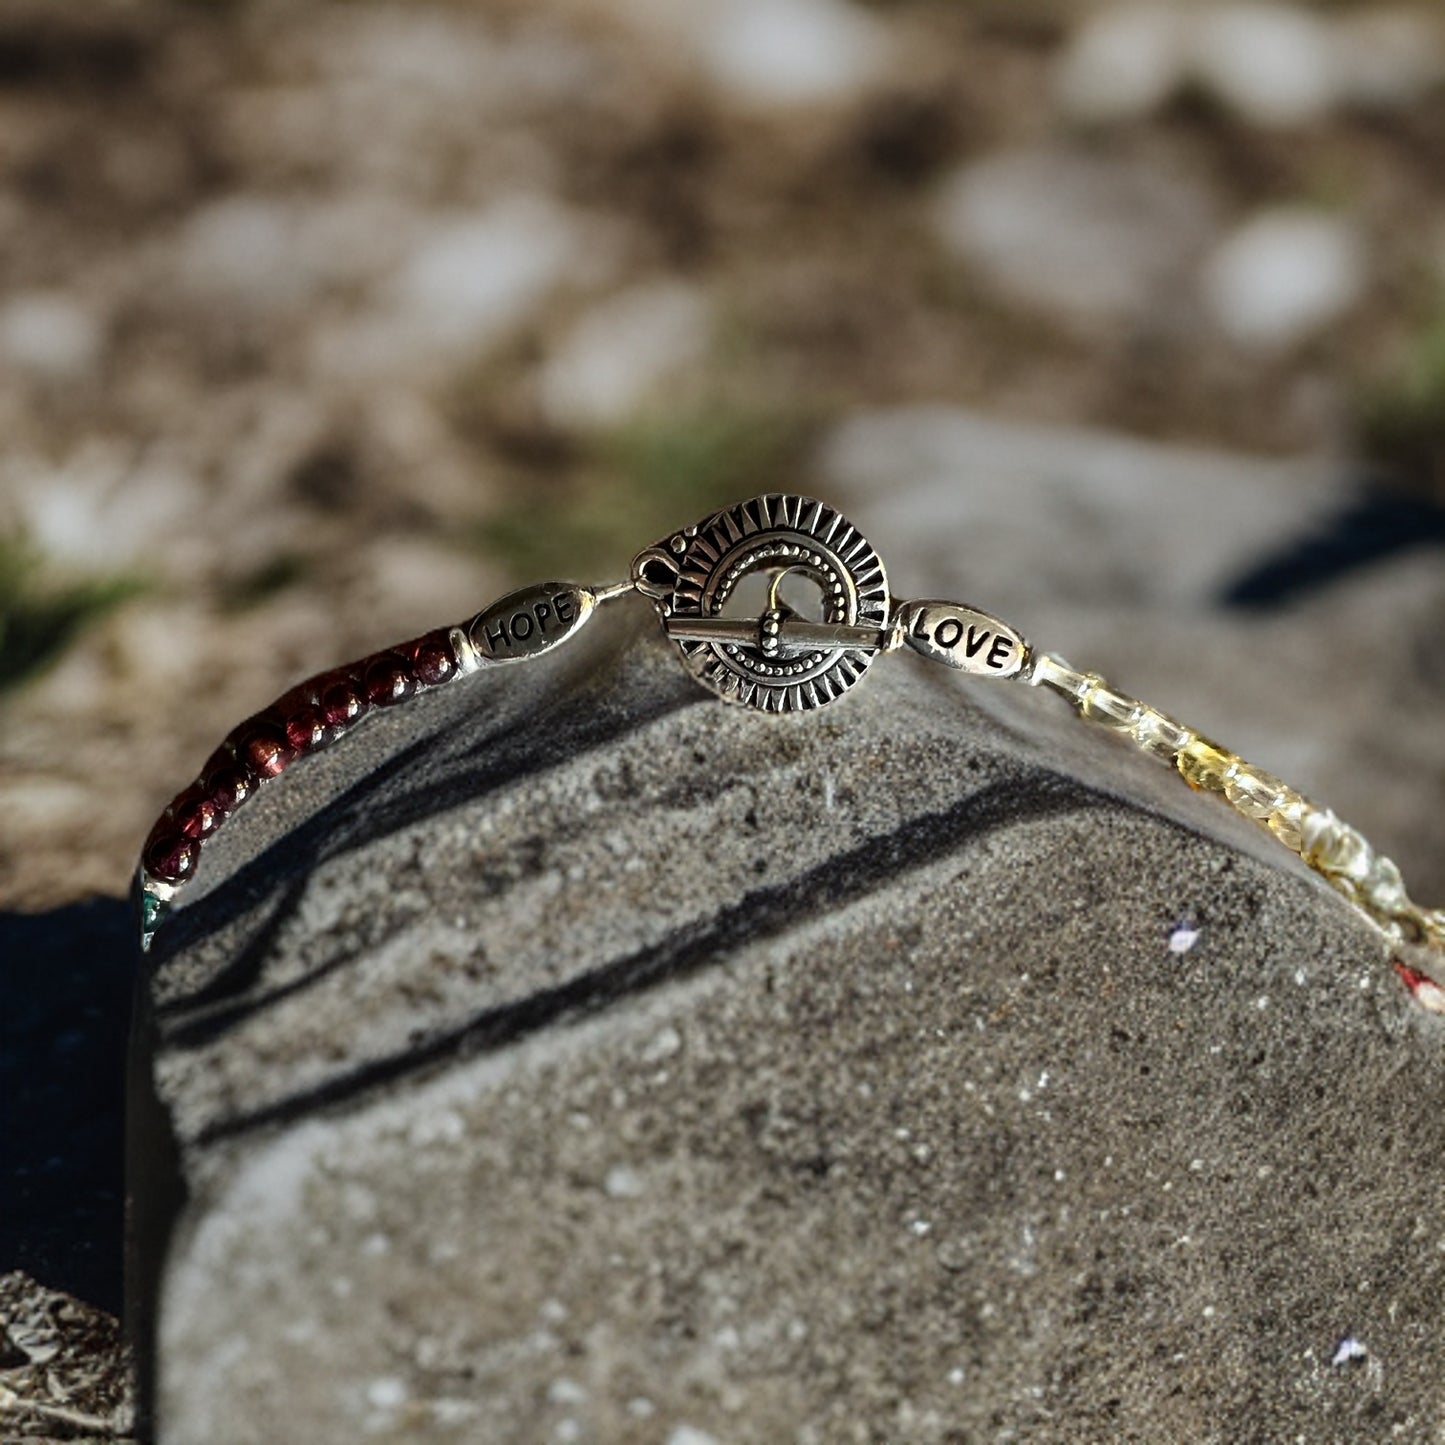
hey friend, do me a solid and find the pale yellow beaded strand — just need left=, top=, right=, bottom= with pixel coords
left=1029, top=653, right=1445, bottom=1012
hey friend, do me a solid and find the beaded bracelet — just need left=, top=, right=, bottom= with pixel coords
left=135, top=493, right=1444, bottom=1011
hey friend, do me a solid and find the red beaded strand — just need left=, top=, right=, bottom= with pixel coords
left=140, top=628, right=461, bottom=885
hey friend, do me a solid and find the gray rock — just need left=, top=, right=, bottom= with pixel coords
left=821, top=406, right=1445, bottom=892
left=135, top=598, right=1445, bottom=1443
left=933, top=150, right=1214, bottom=331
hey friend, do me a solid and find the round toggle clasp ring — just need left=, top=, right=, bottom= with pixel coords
left=632, top=494, right=891, bottom=712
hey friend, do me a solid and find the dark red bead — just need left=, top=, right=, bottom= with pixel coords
left=145, top=830, right=198, bottom=883
left=204, top=762, right=253, bottom=813
left=364, top=653, right=416, bottom=707
left=319, top=676, right=365, bottom=729
left=412, top=635, right=456, bottom=687
left=285, top=705, right=326, bottom=751
left=238, top=722, right=298, bottom=778
left=174, top=788, right=220, bottom=839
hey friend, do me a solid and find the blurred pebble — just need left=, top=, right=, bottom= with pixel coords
left=934, top=150, right=1213, bottom=330
left=1202, top=208, right=1365, bottom=352
left=11, top=447, right=203, bottom=572
left=699, top=0, right=889, bottom=108
left=1054, top=5, right=1192, bottom=126
left=0, top=778, right=95, bottom=833
left=314, top=195, right=582, bottom=377
left=393, top=198, right=580, bottom=345
left=176, top=197, right=311, bottom=311
left=1191, top=4, right=1337, bottom=127
left=1331, top=10, right=1444, bottom=111
left=539, top=282, right=708, bottom=429
left=1057, top=3, right=1443, bottom=125
left=0, top=292, right=103, bottom=382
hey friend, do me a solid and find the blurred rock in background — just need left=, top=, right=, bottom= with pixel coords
left=1, top=0, right=1444, bottom=1432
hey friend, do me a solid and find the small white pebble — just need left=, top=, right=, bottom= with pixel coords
left=1054, top=1169, right=1066, bottom=1183
left=1332, top=1336, right=1368, bottom=1367
left=668, top=1427, right=721, bottom=1445
left=1203, top=1305, right=1216, bottom=1320
left=1168, top=923, right=1201, bottom=955
left=947, top=1366, right=966, bottom=1385
left=430, top=1399, right=480, bottom=1426
left=910, top=1219, right=933, bottom=1237
left=605, top=1165, right=645, bottom=1200
left=1256, top=996, right=1270, bottom=1010
left=641, top=1025, right=683, bottom=1063
left=627, top=1397, right=656, bottom=1418
left=547, top=1378, right=588, bottom=1406
left=367, top=1377, right=407, bottom=1410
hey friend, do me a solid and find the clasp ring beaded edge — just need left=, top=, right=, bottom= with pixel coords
left=134, top=492, right=1445, bottom=1015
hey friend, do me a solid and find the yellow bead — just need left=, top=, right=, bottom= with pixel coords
left=1176, top=737, right=1236, bottom=793
left=1305, top=816, right=1373, bottom=881
left=1032, top=654, right=1091, bottom=702
left=1360, top=856, right=1406, bottom=914
left=1224, top=765, right=1285, bottom=820
left=1266, top=790, right=1308, bottom=851
left=1081, top=684, right=1141, bottom=729
left=1131, top=707, right=1191, bottom=764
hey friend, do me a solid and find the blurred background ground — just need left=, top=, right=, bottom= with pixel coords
left=1, top=0, right=1444, bottom=1423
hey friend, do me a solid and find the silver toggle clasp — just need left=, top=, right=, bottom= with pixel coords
left=634, top=493, right=1031, bottom=710
left=633, top=494, right=892, bottom=713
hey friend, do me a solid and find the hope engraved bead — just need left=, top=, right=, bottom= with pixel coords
left=468, top=583, right=597, bottom=664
